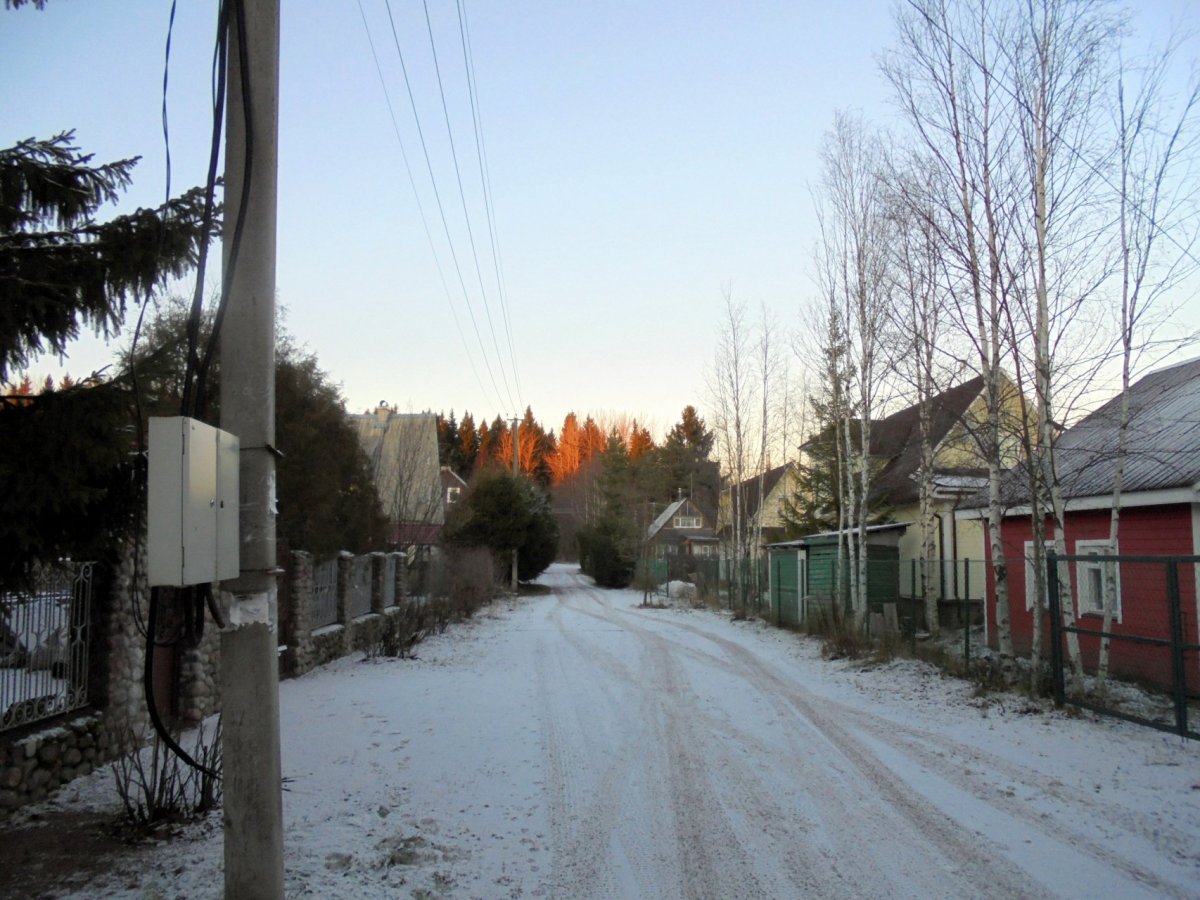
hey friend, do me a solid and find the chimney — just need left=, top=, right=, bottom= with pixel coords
left=375, top=401, right=390, bottom=425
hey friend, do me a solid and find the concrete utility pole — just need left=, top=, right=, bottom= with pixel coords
left=511, top=416, right=519, bottom=592
left=218, top=2, right=285, bottom=897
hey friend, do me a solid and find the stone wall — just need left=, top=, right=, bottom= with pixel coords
left=281, top=551, right=407, bottom=678
left=1, top=547, right=408, bottom=816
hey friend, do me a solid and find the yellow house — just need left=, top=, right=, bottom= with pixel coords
left=717, top=462, right=797, bottom=556
left=791, top=374, right=1027, bottom=608
left=877, top=374, right=1027, bottom=601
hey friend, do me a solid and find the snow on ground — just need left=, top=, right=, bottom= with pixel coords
left=10, top=562, right=1200, bottom=898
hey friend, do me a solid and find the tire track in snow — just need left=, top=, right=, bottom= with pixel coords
left=540, top=587, right=676, bottom=898
left=564, top=580, right=875, bottom=897
left=621, top=604, right=1182, bottom=898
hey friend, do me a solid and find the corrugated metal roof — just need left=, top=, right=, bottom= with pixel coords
left=1056, top=356, right=1200, bottom=496
left=646, top=499, right=686, bottom=540
left=995, top=356, right=1200, bottom=503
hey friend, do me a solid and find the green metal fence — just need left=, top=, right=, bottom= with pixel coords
left=767, top=554, right=986, bottom=657
left=632, top=558, right=669, bottom=600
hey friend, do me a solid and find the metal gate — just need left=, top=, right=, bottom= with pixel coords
left=1, top=561, right=94, bottom=732
left=1047, top=552, right=1199, bottom=740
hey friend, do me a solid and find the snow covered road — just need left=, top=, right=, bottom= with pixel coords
left=45, top=563, right=1200, bottom=898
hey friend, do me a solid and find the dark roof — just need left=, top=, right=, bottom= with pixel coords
left=440, top=466, right=467, bottom=490
left=993, top=357, right=1200, bottom=504
left=852, top=376, right=986, bottom=506
left=729, top=462, right=795, bottom=521
left=390, top=523, right=442, bottom=546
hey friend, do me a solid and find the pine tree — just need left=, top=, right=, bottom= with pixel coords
left=456, top=412, right=478, bottom=477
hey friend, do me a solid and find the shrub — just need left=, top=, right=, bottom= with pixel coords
left=111, top=718, right=222, bottom=834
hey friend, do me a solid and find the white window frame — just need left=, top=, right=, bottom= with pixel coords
left=674, top=515, right=701, bottom=529
left=446, top=486, right=461, bottom=504
left=1075, top=539, right=1121, bottom=622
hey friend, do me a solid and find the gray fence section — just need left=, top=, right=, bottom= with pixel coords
left=1, top=562, right=93, bottom=733
left=383, top=555, right=397, bottom=608
left=311, top=558, right=339, bottom=629
left=348, top=557, right=372, bottom=619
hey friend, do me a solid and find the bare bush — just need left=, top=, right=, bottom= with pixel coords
left=365, top=547, right=499, bottom=660
left=111, top=717, right=222, bottom=834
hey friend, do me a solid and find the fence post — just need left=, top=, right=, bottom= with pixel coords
left=336, top=552, right=354, bottom=654
left=395, top=551, right=408, bottom=602
left=963, top=558, right=970, bottom=668
left=1165, top=559, right=1188, bottom=737
left=286, top=551, right=314, bottom=677
left=1046, top=551, right=1065, bottom=705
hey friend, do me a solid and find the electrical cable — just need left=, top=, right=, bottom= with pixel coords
left=456, top=0, right=522, bottom=406
left=420, top=0, right=516, bottom=413
left=354, top=0, right=496, bottom=410
left=126, top=0, right=182, bottom=642
left=380, top=0, right=509, bottom=413
left=143, top=587, right=221, bottom=780
left=193, top=0, right=254, bottom=420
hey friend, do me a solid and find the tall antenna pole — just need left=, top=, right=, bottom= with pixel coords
left=219, top=1, right=285, bottom=896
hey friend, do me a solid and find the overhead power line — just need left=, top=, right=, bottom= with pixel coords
left=354, top=0, right=496, bottom=411
left=376, top=0, right=511, bottom=412
left=456, top=0, right=522, bottom=406
left=420, top=0, right=516, bottom=412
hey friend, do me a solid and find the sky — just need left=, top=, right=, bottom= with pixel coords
left=2, top=1, right=1197, bottom=439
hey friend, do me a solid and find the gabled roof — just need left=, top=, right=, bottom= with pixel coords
left=995, top=356, right=1200, bottom=504
left=646, top=499, right=686, bottom=540
left=440, top=466, right=467, bottom=490
left=350, top=409, right=444, bottom=526
left=728, top=462, right=795, bottom=522
left=802, top=376, right=988, bottom=507
left=868, top=376, right=985, bottom=506
left=646, top=498, right=717, bottom=542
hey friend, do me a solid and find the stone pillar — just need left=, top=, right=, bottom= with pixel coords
left=336, top=551, right=354, bottom=655
left=284, top=551, right=314, bottom=677
left=101, top=545, right=151, bottom=755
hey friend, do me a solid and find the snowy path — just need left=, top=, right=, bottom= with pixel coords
left=39, top=562, right=1200, bottom=898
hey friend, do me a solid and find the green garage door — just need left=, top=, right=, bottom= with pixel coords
left=771, top=551, right=801, bottom=626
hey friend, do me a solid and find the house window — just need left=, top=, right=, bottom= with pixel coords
left=446, top=486, right=461, bottom=504
left=695, top=544, right=713, bottom=558
left=674, top=516, right=701, bottom=529
left=1075, top=539, right=1120, bottom=621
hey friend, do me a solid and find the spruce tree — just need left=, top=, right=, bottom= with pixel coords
left=0, top=133, right=216, bottom=585
left=0, top=132, right=216, bottom=382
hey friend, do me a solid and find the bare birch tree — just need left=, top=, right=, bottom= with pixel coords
left=886, top=158, right=951, bottom=636
left=1096, top=46, right=1200, bottom=686
left=709, top=290, right=755, bottom=612
left=884, top=0, right=1025, bottom=666
left=813, top=111, right=896, bottom=630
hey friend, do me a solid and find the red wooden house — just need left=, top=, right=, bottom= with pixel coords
left=958, top=358, right=1200, bottom=691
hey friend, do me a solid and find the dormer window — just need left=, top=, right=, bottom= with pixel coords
left=674, top=515, right=700, bottom=529
left=447, top=486, right=461, bottom=504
